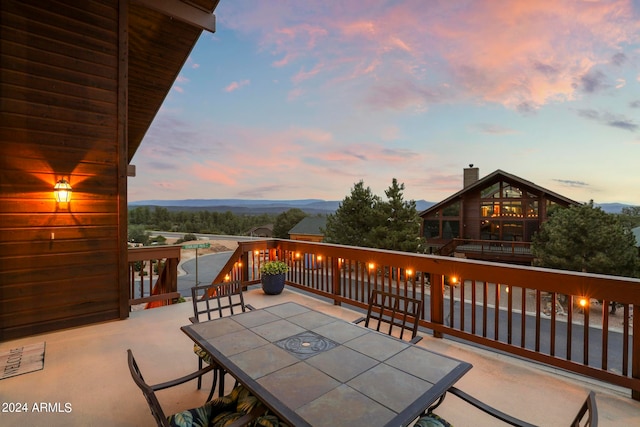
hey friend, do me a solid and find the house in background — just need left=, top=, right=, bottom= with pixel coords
left=247, top=224, right=273, bottom=238
left=288, top=215, right=327, bottom=242
left=0, top=0, right=219, bottom=340
left=419, top=166, right=581, bottom=264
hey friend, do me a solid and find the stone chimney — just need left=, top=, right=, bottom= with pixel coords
left=463, top=164, right=479, bottom=188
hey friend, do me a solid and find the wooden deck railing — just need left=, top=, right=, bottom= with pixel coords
left=127, top=245, right=181, bottom=309
left=438, top=238, right=532, bottom=262
left=212, top=239, right=640, bottom=400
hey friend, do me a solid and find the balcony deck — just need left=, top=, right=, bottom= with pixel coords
left=2, top=287, right=638, bottom=427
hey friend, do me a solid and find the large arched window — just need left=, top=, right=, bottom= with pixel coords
left=479, top=181, right=539, bottom=241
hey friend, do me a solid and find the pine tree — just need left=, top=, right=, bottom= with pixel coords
left=324, top=181, right=383, bottom=247
left=532, top=201, right=639, bottom=278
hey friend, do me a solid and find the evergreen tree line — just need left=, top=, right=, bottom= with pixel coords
left=128, top=206, right=277, bottom=235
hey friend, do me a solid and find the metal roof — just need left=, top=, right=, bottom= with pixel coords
left=289, top=216, right=327, bottom=236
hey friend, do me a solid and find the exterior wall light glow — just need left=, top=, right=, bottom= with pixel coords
left=54, top=179, right=72, bottom=203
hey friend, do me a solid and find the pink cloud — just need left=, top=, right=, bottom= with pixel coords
left=224, top=79, right=250, bottom=92
left=191, top=163, right=238, bottom=186
left=218, top=0, right=639, bottom=111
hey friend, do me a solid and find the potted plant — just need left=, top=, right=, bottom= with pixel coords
left=260, top=260, right=290, bottom=295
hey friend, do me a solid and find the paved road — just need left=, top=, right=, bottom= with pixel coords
left=177, top=251, right=234, bottom=296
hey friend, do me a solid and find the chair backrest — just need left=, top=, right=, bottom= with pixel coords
left=191, top=281, right=252, bottom=322
left=127, top=349, right=169, bottom=427
left=363, top=289, right=422, bottom=341
left=571, top=391, right=597, bottom=427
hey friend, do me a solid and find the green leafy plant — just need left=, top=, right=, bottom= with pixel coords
left=260, top=260, right=290, bottom=275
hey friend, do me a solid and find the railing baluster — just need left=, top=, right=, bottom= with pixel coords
left=583, top=303, right=590, bottom=365
left=494, top=282, right=500, bottom=340
left=507, top=284, right=512, bottom=345
left=535, top=290, right=541, bottom=352
left=623, top=304, right=630, bottom=377
left=482, top=281, right=488, bottom=338
left=471, top=279, right=477, bottom=335
left=520, top=286, right=526, bottom=348
left=550, top=292, right=557, bottom=357
left=459, top=279, right=465, bottom=333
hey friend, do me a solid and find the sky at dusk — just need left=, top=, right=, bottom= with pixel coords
left=128, top=0, right=640, bottom=206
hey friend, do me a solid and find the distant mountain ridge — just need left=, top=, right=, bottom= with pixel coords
left=127, top=199, right=634, bottom=215
left=128, top=198, right=436, bottom=214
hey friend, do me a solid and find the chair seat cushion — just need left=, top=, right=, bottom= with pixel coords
left=167, top=403, right=215, bottom=427
left=168, top=385, right=261, bottom=427
left=415, top=413, right=453, bottom=427
left=193, top=343, right=213, bottom=364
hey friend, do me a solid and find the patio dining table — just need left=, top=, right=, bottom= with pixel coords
left=181, top=302, right=472, bottom=427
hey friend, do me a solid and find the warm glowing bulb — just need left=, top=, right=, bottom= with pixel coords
left=368, top=262, right=375, bottom=270
left=224, top=275, right=230, bottom=281
left=450, top=276, right=458, bottom=285
left=54, top=179, right=72, bottom=203
left=317, top=255, right=323, bottom=261
left=295, top=252, right=301, bottom=259
left=254, top=250, right=260, bottom=255
left=406, top=269, right=413, bottom=276
left=579, top=298, right=588, bottom=308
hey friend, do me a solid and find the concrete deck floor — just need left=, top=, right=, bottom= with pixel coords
left=1, top=287, right=638, bottom=427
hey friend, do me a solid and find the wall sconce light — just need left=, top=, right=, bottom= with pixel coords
left=54, top=179, right=72, bottom=203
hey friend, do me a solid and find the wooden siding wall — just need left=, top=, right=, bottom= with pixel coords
left=0, top=0, right=127, bottom=340
left=463, top=192, right=480, bottom=239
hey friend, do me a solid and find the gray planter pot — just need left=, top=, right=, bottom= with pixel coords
left=261, top=273, right=285, bottom=295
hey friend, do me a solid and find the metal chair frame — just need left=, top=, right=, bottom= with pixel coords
left=353, top=289, right=423, bottom=344
left=190, top=281, right=255, bottom=323
left=190, top=281, right=255, bottom=399
left=427, top=387, right=597, bottom=427
left=127, top=349, right=259, bottom=427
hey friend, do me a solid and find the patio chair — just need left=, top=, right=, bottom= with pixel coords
left=127, top=349, right=264, bottom=427
left=353, top=289, right=423, bottom=344
left=421, top=387, right=597, bottom=427
left=190, top=281, right=255, bottom=400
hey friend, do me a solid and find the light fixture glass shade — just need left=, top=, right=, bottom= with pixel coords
left=54, top=179, right=72, bottom=203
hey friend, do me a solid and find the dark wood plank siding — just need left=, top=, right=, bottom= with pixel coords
left=0, top=0, right=125, bottom=340
left=463, top=191, right=480, bottom=239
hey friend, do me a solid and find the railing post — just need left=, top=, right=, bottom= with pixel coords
left=241, top=251, right=249, bottom=283
left=431, top=273, right=445, bottom=338
left=332, top=257, right=341, bottom=306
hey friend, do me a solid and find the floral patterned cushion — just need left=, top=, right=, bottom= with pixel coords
left=167, top=384, right=271, bottom=427
left=252, top=413, right=289, bottom=427
left=414, top=413, right=453, bottom=427
left=193, top=343, right=213, bottom=364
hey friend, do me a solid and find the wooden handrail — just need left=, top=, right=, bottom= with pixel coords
left=127, top=245, right=181, bottom=309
